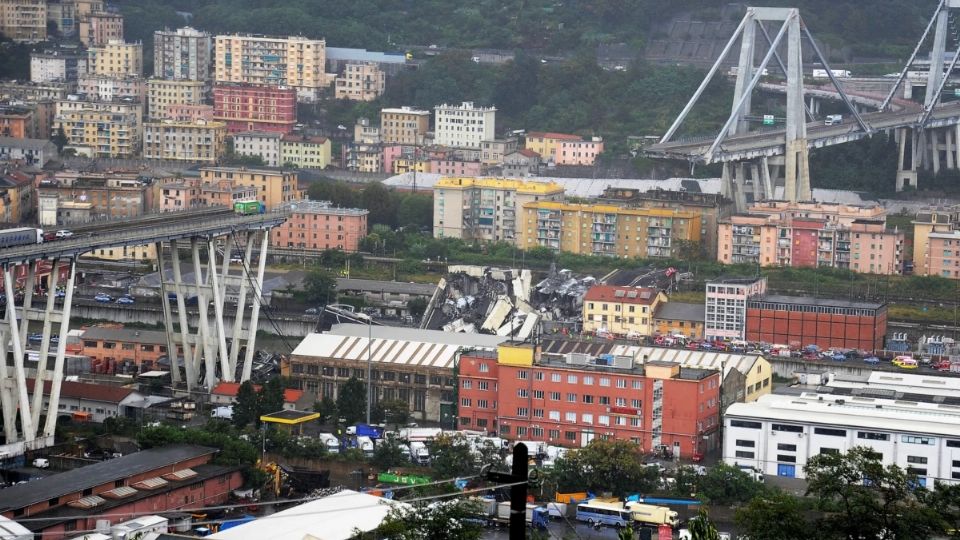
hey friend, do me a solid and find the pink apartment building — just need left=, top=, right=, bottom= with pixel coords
left=555, top=137, right=604, bottom=165
left=924, top=229, right=960, bottom=279
left=158, top=177, right=256, bottom=212
left=271, top=199, right=368, bottom=252
left=164, top=104, right=215, bottom=122
left=431, top=159, right=482, bottom=176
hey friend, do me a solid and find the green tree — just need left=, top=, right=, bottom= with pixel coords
left=258, top=377, right=286, bottom=415
left=426, top=433, right=476, bottom=478
left=313, top=396, right=338, bottom=423
left=548, top=439, right=658, bottom=498
left=696, top=463, right=765, bottom=505
left=371, top=435, right=408, bottom=470
left=688, top=507, right=721, bottom=540
left=52, top=125, right=69, bottom=152
left=362, top=182, right=398, bottom=227
left=380, top=399, right=411, bottom=429
left=233, top=380, right=260, bottom=428
left=357, top=499, right=481, bottom=540
left=336, top=377, right=368, bottom=426
left=303, top=266, right=338, bottom=306
left=805, top=446, right=942, bottom=540
left=396, top=194, right=433, bottom=229
left=407, top=297, right=428, bottom=320
left=735, top=489, right=814, bottom=540
left=307, top=180, right=359, bottom=208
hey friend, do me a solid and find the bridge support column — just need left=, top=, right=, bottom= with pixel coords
left=947, top=128, right=955, bottom=170
left=229, top=234, right=255, bottom=375
left=242, top=230, right=271, bottom=382
left=156, top=242, right=181, bottom=385
left=169, top=240, right=198, bottom=390
left=3, top=265, right=35, bottom=441
left=896, top=127, right=918, bottom=191
left=44, top=258, right=77, bottom=438
left=191, top=238, right=217, bottom=390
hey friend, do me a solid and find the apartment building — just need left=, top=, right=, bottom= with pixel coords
left=0, top=80, right=74, bottom=101
left=87, top=40, right=143, bottom=77
left=54, top=97, right=142, bottom=157
left=434, top=102, right=496, bottom=149
left=39, top=171, right=151, bottom=220
left=157, top=176, right=256, bottom=212
left=142, top=119, right=226, bottom=163
left=458, top=344, right=721, bottom=456
left=198, top=166, right=298, bottom=209
left=0, top=136, right=56, bottom=166
left=913, top=208, right=960, bottom=277
left=45, top=0, right=76, bottom=36
left=212, top=83, right=296, bottom=134
left=704, top=277, right=768, bottom=342
left=717, top=201, right=903, bottom=274
left=518, top=202, right=702, bottom=258
left=582, top=285, right=667, bottom=337
left=0, top=169, right=35, bottom=222
left=280, top=134, right=331, bottom=169
left=77, top=74, right=145, bottom=102
left=163, top=103, right=214, bottom=123
left=232, top=131, right=281, bottom=166
left=30, top=52, right=87, bottom=83
left=0, top=105, right=36, bottom=138
left=342, top=142, right=382, bottom=172
left=354, top=116, right=380, bottom=144
left=78, top=10, right=123, bottom=47
left=653, top=302, right=706, bottom=340
left=271, top=199, right=368, bottom=252
left=433, top=177, right=565, bottom=243
left=214, top=34, right=332, bottom=102
left=0, top=0, right=46, bottom=42
left=153, top=26, right=212, bottom=81
left=599, top=187, right=730, bottom=258
left=334, top=62, right=385, bottom=101
left=146, top=78, right=206, bottom=119
left=380, top=106, right=429, bottom=145
left=481, top=137, right=519, bottom=165
left=556, top=137, right=604, bottom=166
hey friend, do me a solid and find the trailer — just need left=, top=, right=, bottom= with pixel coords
left=494, top=502, right=549, bottom=529
left=234, top=200, right=265, bottom=215
left=0, top=227, right=43, bottom=249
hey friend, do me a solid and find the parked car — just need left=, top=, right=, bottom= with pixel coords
left=55, top=229, right=73, bottom=239
left=863, top=356, right=881, bottom=364
left=116, top=296, right=135, bottom=304
left=94, top=293, right=113, bottom=303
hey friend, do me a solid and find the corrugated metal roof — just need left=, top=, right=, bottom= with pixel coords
left=292, top=333, right=495, bottom=370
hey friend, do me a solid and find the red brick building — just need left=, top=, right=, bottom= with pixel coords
left=0, top=445, right=242, bottom=540
left=458, top=344, right=721, bottom=458
left=213, top=83, right=297, bottom=134
left=79, top=327, right=170, bottom=373
left=745, top=295, right=887, bottom=351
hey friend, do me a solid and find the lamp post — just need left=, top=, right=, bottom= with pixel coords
left=366, top=313, right=372, bottom=424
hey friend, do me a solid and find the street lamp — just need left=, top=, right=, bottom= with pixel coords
left=366, top=313, right=372, bottom=424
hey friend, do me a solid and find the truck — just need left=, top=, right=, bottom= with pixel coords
left=494, top=501, right=549, bottom=529
left=624, top=502, right=679, bottom=527
left=355, top=435, right=375, bottom=457
left=813, top=68, right=851, bottom=78
left=0, top=227, right=44, bottom=249
left=409, top=441, right=430, bottom=464
left=234, top=200, right=265, bottom=215
left=347, top=423, right=384, bottom=439
left=110, top=515, right=169, bottom=540
left=825, top=114, right=844, bottom=126
left=399, top=427, right=441, bottom=441
left=317, top=433, right=340, bottom=454
left=545, top=501, right=568, bottom=519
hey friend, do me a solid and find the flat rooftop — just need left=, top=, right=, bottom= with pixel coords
left=749, top=294, right=885, bottom=310
left=326, top=323, right=507, bottom=349
left=336, top=278, right=437, bottom=296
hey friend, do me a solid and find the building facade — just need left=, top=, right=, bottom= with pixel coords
left=142, top=119, right=226, bottom=163
left=163, top=103, right=214, bottom=122
left=79, top=327, right=169, bottom=372
left=232, top=131, right=281, bottom=166
left=334, top=62, right=385, bottom=101
left=78, top=10, right=123, bottom=47
left=745, top=295, right=887, bottom=351
left=146, top=78, right=206, bottom=119
left=480, top=137, right=519, bottom=165
left=212, top=83, right=297, bottom=134
left=653, top=302, right=706, bottom=340
left=704, top=277, right=768, bottom=342
left=380, top=106, right=429, bottom=145
left=433, top=102, right=496, bottom=149
left=582, top=285, right=667, bottom=337
left=518, top=202, right=702, bottom=258
left=214, top=34, right=332, bottom=102
left=724, top=392, right=960, bottom=483
left=198, top=166, right=298, bottom=209
left=524, top=132, right=580, bottom=161
left=0, top=136, right=56, bottom=166
left=39, top=171, right=151, bottom=220
left=87, top=40, right=143, bottom=77
left=433, top=177, right=565, bottom=243
left=30, top=52, right=87, bottom=83
left=271, top=200, right=368, bottom=252
left=280, top=134, right=331, bottom=169
left=153, top=26, right=212, bottom=81
left=556, top=137, right=604, bottom=166
left=76, top=74, right=145, bottom=102
left=0, top=0, right=46, bottom=42
left=54, top=98, right=141, bottom=157
left=458, top=345, right=721, bottom=456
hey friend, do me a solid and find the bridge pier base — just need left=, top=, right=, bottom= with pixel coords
left=897, top=127, right=919, bottom=191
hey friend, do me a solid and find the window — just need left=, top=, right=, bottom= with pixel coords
left=517, top=370, right=528, bottom=380
left=582, top=413, right=593, bottom=424
left=550, top=391, right=560, bottom=401
left=567, top=393, right=577, bottom=403
left=535, top=371, right=544, bottom=381
left=598, top=415, right=610, bottom=426
left=777, top=454, right=797, bottom=463
left=632, top=380, right=642, bottom=390
left=478, top=381, right=489, bottom=391
left=461, top=398, right=471, bottom=407
left=582, top=395, right=594, bottom=404
left=771, top=424, right=803, bottom=433
left=549, top=429, right=560, bottom=439
left=517, top=407, right=529, bottom=417
left=517, top=388, right=528, bottom=398
left=902, top=435, right=935, bottom=445
left=565, top=412, right=577, bottom=422
left=814, top=427, right=847, bottom=437
left=820, top=448, right=840, bottom=455
left=948, top=440, right=960, bottom=448
left=516, top=426, right=527, bottom=437
left=777, top=443, right=797, bottom=452
left=583, top=376, right=594, bottom=386
left=549, top=411, right=560, bottom=421
left=857, top=431, right=890, bottom=441
left=479, top=363, right=489, bottom=373
left=567, top=375, right=578, bottom=384
left=616, top=397, right=627, bottom=407
left=617, top=379, right=627, bottom=389
left=565, top=431, right=577, bottom=441
left=462, top=380, right=472, bottom=389
left=599, top=396, right=610, bottom=405
left=735, top=450, right=754, bottom=459
left=599, top=377, right=610, bottom=387
left=736, top=439, right=755, bottom=448
left=731, top=420, right=762, bottom=429
left=477, top=400, right=488, bottom=408
left=907, top=456, right=928, bottom=465
left=533, top=390, right=544, bottom=399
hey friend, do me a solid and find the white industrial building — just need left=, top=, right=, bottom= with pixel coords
left=724, top=391, right=960, bottom=485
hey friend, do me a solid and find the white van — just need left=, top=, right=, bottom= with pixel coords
left=825, top=114, right=843, bottom=126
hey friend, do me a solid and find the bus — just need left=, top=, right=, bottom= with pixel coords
left=575, top=501, right=633, bottom=528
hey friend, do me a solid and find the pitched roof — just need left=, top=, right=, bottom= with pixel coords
left=281, top=134, right=328, bottom=144
left=81, top=326, right=168, bottom=345
left=27, top=378, right=136, bottom=403
left=518, top=148, right=540, bottom=158
left=0, top=136, right=54, bottom=151
left=526, top=131, right=582, bottom=141
left=584, top=285, right=660, bottom=305
left=654, top=302, right=705, bottom=323
left=210, top=382, right=303, bottom=404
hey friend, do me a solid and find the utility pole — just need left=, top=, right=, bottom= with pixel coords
left=485, top=443, right=530, bottom=540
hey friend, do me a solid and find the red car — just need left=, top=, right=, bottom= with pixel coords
left=42, top=231, right=56, bottom=242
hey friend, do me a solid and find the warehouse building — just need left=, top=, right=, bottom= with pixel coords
left=745, top=295, right=887, bottom=351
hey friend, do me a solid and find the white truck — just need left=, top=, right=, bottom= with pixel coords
left=356, top=435, right=375, bottom=457
left=825, top=114, right=843, bottom=126
left=813, top=68, right=851, bottom=78
left=109, top=515, right=169, bottom=540
left=317, top=433, right=340, bottom=454
left=494, top=502, right=549, bottom=528
left=409, top=441, right=430, bottom=464
left=625, top=502, right=679, bottom=527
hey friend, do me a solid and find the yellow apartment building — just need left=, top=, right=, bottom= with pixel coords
left=147, top=79, right=207, bottom=119
left=198, top=166, right=299, bottom=209
left=280, top=134, right=331, bottom=169
left=334, top=62, right=385, bottom=101
left=433, top=176, right=565, bottom=243
left=0, top=0, right=46, bottom=42
left=518, top=202, right=702, bottom=258
left=214, top=34, right=333, bottom=102
left=87, top=39, right=143, bottom=77
left=54, top=99, right=142, bottom=157
left=380, top=106, right=429, bottom=145
left=142, top=119, right=226, bottom=163
left=524, top=131, right=582, bottom=161
left=582, top=285, right=667, bottom=336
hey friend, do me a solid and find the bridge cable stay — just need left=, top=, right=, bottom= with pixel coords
left=756, top=21, right=815, bottom=122
left=799, top=21, right=871, bottom=134
left=880, top=0, right=946, bottom=112
left=921, top=3, right=960, bottom=127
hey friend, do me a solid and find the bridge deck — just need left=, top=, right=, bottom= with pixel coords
left=0, top=211, right=289, bottom=266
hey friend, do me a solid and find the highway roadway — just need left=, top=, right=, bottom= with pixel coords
left=646, top=99, right=960, bottom=162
